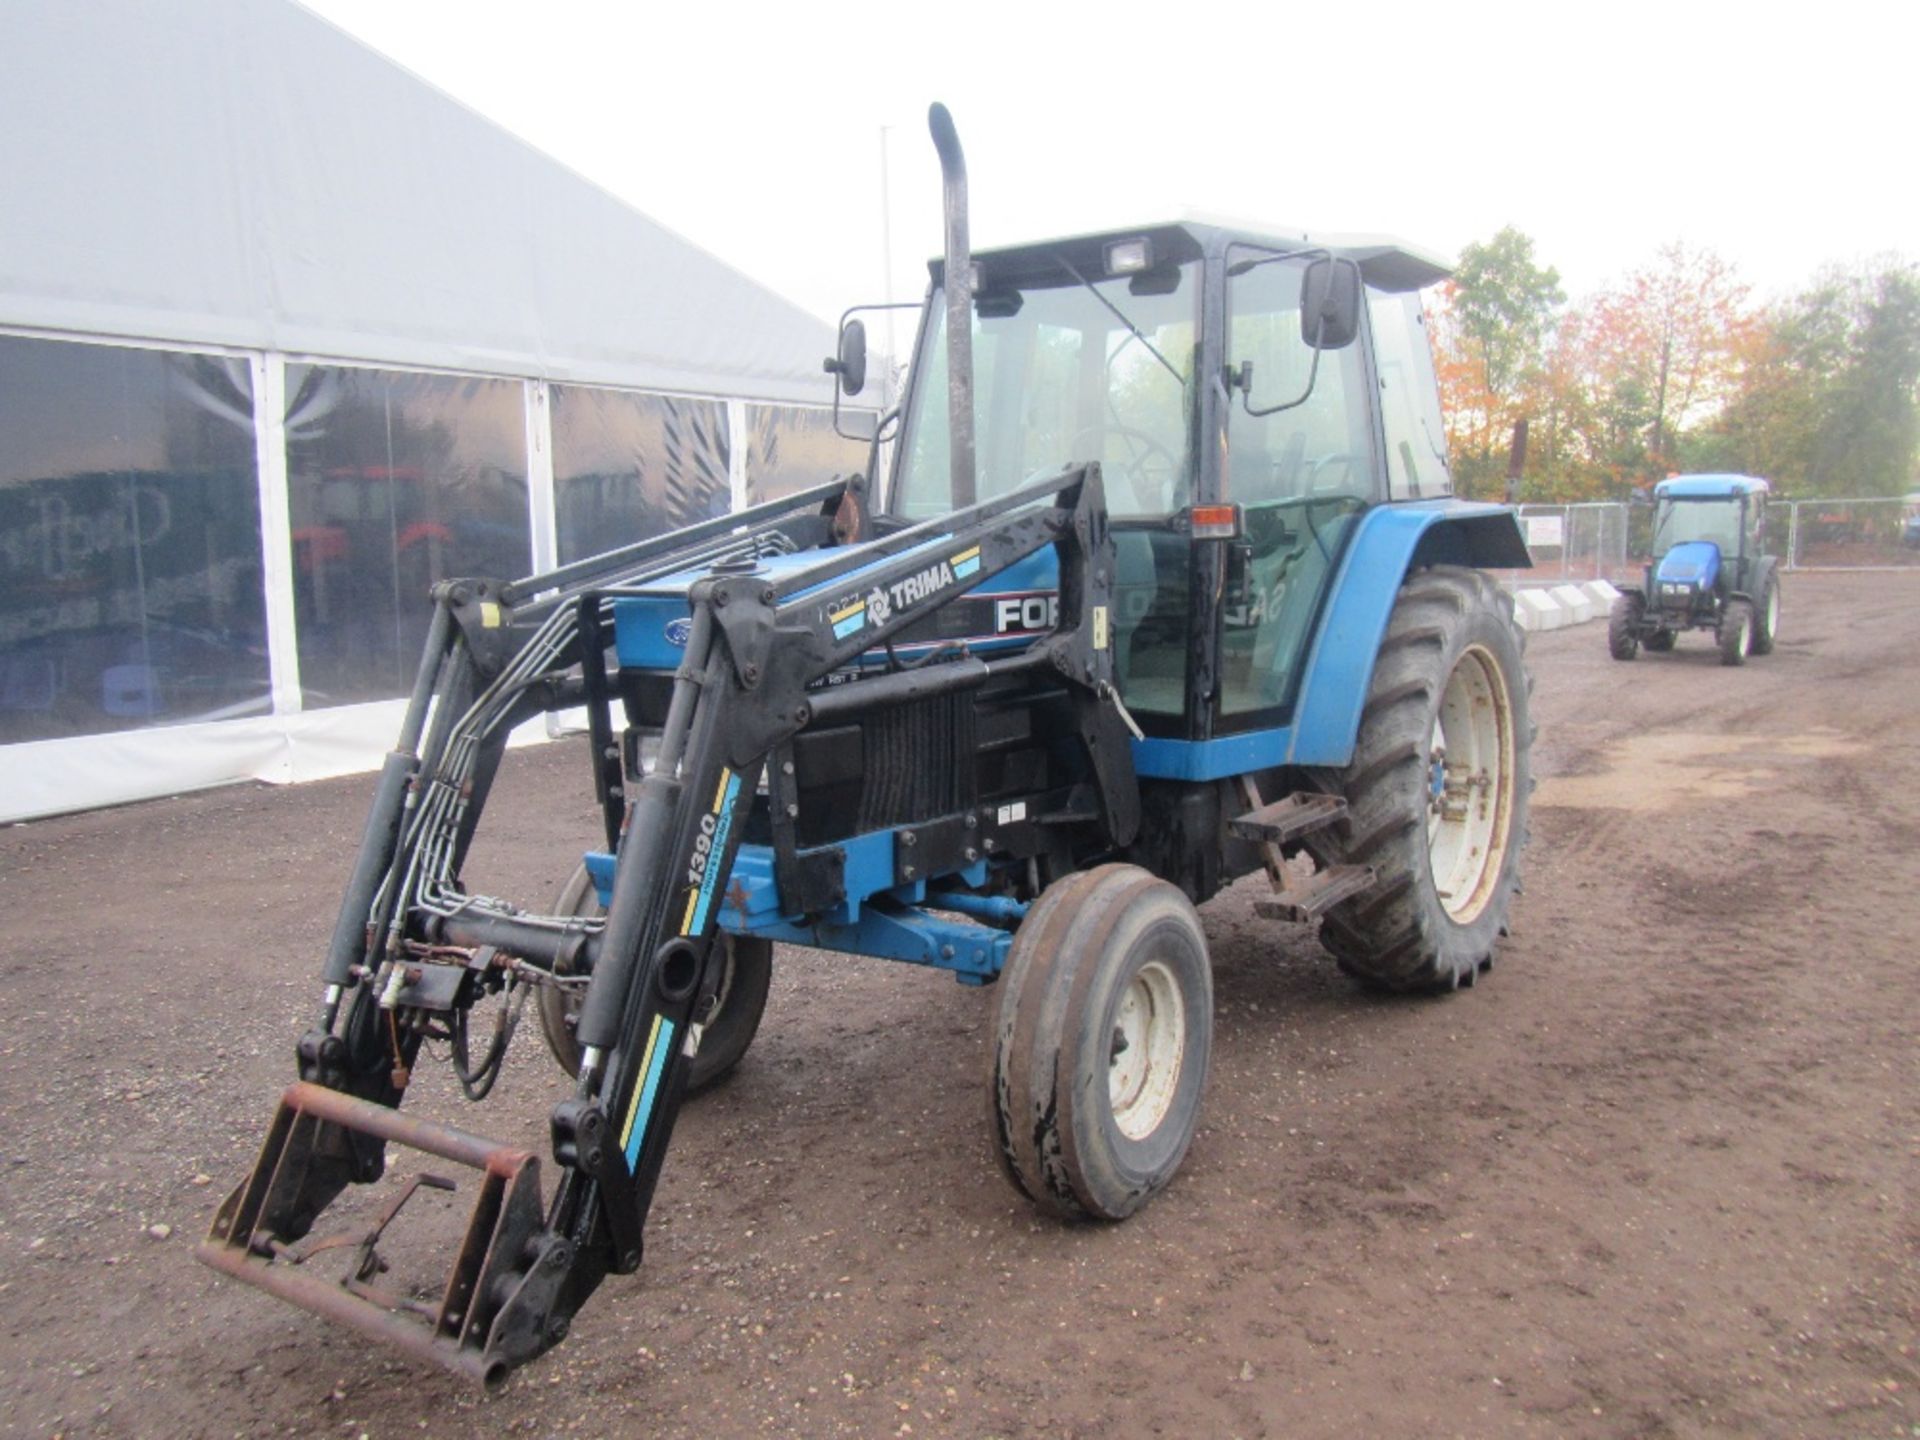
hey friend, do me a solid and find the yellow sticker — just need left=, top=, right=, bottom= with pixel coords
left=1093, top=605, right=1109, bottom=650
left=480, top=601, right=502, bottom=629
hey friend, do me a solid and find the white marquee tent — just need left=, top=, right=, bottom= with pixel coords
left=0, top=0, right=873, bottom=821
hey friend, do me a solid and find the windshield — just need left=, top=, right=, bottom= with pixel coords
left=1655, top=496, right=1746, bottom=556
left=892, top=256, right=1199, bottom=519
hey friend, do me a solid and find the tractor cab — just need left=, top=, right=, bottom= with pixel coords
left=871, top=220, right=1479, bottom=746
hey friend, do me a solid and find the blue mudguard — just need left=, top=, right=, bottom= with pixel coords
left=1131, top=500, right=1527, bottom=780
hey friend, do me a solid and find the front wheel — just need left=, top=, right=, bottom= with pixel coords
left=1312, top=566, right=1532, bottom=993
left=987, top=865, right=1213, bottom=1221
left=1718, top=599, right=1753, bottom=666
left=1751, top=578, right=1780, bottom=655
left=1607, top=594, right=1642, bottom=660
left=536, top=864, right=773, bottom=1092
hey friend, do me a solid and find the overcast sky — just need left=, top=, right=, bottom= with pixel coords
left=302, top=0, right=1912, bottom=329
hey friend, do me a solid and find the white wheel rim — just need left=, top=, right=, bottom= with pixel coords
left=1766, top=587, right=1779, bottom=640
left=1108, top=958, right=1186, bottom=1141
left=1735, top=615, right=1750, bottom=657
left=1426, top=644, right=1516, bottom=925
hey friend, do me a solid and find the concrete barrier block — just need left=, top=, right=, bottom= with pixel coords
left=1549, top=583, right=1595, bottom=624
left=1513, top=588, right=1565, bottom=632
left=1581, top=579, right=1622, bottom=611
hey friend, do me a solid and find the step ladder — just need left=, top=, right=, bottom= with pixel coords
left=1228, top=777, right=1375, bottom=922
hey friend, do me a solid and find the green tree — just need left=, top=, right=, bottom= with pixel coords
left=1706, top=259, right=1920, bottom=496
left=1452, top=227, right=1566, bottom=402
left=1434, top=227, right=1565, bottom=497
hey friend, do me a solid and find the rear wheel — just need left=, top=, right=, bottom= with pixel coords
left=987, top=865, right=1212, bottom=1220
left=536, top=864, right=772, bottom=1092
left=1718, top=599, right=1753, bottom=666
left=1751, top=578, right=1780, bottom=655
left=1607, top=594, right=1641, bottom=660
left=1313, top=566, right=1532, bottom=994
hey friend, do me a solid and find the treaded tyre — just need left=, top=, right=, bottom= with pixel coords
left=1312, top=566, right=1532, bottom=994
left=1644, top=628, right=1676, bottom=652
left=1607, top=594, right=1641, bottom=660
left=1751, top=576, right=1780, bottom=655
left=1718, top=598, right=1753, bottom=666
left=988, top=864, right=1212, bottom=1221
left=536, top=863, right=772, bottom=1092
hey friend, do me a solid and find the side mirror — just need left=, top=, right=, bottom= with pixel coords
left=1299, top=257, right=1362, bottom=350
left=825, top=319, right=868, bottom=397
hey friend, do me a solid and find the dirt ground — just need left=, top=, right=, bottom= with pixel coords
left=1, top=571, right=1914, bottom=1439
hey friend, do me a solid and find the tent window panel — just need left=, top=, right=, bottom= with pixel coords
left=744, top=405, right=872, bottom=506
left=0, top=335, right=267, bottom=743
left=284, top=364, right=528, bottom=709
left=552, top=386, right=730, bottom=565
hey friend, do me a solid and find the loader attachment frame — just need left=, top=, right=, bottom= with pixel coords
left=198, top=462, right=1131, bottom=1385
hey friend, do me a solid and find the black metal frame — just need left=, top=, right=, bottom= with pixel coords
left=200, top=461, right=1134, bottom=1384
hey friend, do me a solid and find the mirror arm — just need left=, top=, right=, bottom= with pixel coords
left=1241, top=320, right=1328, bottom=419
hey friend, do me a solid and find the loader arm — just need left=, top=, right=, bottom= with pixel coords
left=199, top=463, right=1131, bottom=1385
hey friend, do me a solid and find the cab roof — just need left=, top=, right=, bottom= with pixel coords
left=1655, top=474, right=1771, bottom=500
left=934, top=220, right=1452, bottom=296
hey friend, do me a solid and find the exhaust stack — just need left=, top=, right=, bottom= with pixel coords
left=927, top=102, right=975, bottom=509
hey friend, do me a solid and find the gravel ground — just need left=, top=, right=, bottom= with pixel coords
left=0, top=570, right=1914, bottom=1439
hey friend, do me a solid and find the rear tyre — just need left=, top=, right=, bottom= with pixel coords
left=1751, top=578, right=1780, bottom=655
left=988, top=864, right=1212, bottom=1221
left=1607, top=594, right=1641, bottom=660
left=536, top=864, right=773, bottom=1092
left=1718, top=599, right=1753, bottom=667
left=1312, top=566, right=1532, bottom=994
left=1644, top=629, right=1676, bottom=652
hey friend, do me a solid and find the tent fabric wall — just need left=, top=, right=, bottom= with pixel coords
left=0, top=0, right=840, bottom=405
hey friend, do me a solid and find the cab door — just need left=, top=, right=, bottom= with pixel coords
left=1217, top=249, right=1377, bottom=727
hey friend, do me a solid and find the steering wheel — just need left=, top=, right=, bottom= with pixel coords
left=1307, top=452, right=1366, bottom=496
left=1069, top=424, right=1180, bottom=508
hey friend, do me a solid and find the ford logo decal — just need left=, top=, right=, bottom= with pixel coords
left=665, top=617, right=693, bottom=647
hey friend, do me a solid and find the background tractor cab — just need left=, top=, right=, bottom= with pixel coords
left=867, top=220, right=1527, bottom=758
left=1610, top=474, right=1780, bottom=665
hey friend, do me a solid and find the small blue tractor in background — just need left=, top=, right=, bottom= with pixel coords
left=1609, top=474, right=1780, bottom=666
left=200, top=104, right=1535, bottom=1386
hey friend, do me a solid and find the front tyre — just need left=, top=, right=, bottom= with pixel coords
left=1750, top=578, right=1780, bottom=655
left=1313, top=566, right=1532, bottom=994
left=536, top=863, right=773, bottom=1092
left=1718, top=598, right=1754, bottom=667
left=1607, top=594, right=1642, bottom=660
left=987, top=865, right=1212, bottom=1221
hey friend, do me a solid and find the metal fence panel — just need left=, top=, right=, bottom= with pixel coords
left=1784, top=498, right=1919, bottom=569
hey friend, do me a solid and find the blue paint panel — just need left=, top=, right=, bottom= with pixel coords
left=752, top=906, right=1013, bottom=980
left=613, top=541, right=1066, bottom=671
left=1655, top=541, right=1721, bottom=587
left=1131, top=727, right=1291, bottom=781
left=1285, top=499, right=1522, bottom=770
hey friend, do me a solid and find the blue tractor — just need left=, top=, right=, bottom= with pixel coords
left=201, top=105, right=1535, bottom=1386
left=1609, top=474, right=1780, bottom=666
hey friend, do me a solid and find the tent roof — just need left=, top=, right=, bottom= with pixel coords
left=0, top=0, right=843, bottom=405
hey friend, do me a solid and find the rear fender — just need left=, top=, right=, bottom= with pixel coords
left=1287, top=502, right=1527, bottom=769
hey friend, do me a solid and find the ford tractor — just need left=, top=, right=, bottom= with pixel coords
left=199, top=104, right=1534, bottom=1386
left=1609, top=474, right=1780, bottom=666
